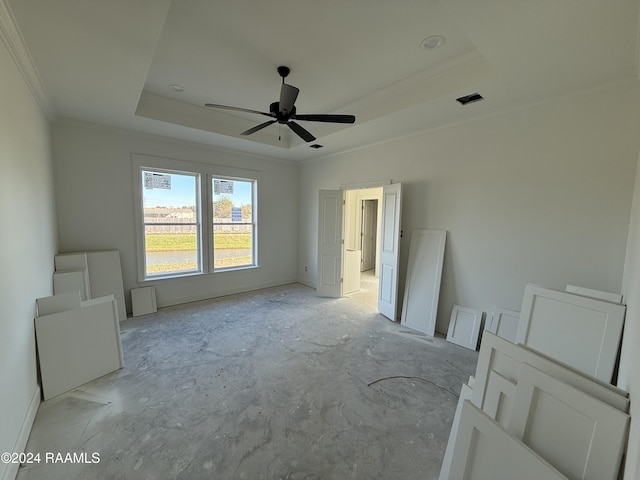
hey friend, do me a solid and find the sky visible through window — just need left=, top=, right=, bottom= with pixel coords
left=142, top=172, right=251, bottom=209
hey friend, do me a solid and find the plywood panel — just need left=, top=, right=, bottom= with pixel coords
left=516, top=284, right=626, bottom=382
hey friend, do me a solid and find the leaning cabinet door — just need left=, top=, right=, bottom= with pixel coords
left=445, top=401, right=569, bottom=480
left=516, top=284, right=626, bottom=382
left=317, top=190, right=343, bottom=298
left=508, top=364, right=629, bottom=480
left=378, top=183, right=402, bottom=321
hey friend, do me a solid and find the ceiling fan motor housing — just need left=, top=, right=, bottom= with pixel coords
left=270, top=101, right=295, bottom=123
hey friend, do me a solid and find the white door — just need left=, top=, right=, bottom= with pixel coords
left=378, top=183, right=402, bottom=320
left=361, top=200, right=377, bottom=271
left=400, top=229, right=446, bottom=336
left=317, top=190, right=343, bottom=298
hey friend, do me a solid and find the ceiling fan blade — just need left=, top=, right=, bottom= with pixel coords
left=279, top=83, right=299, bottom=115
left=241, top=120, right=277, bottom=136
left=293, top=113, right=356, bottom=123
left=204, top=103, right=273, bottom=118
left=287, top=121, right=316, bottom=142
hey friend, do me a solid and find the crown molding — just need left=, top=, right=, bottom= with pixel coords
left=0, top=0, right=53, bottom=118
left=636, top=0, right=640, bottom=79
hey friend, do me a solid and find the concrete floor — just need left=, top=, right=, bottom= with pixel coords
left=17, top=278, right=478, bottom=480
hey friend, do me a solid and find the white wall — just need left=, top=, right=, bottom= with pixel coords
left=52, top=120, right=298, bottom=311
left=298, top=82, right=640, bottom=332
left=0, top=33, right=56, bottom=480
left=619, top=147, right=640, bottom=480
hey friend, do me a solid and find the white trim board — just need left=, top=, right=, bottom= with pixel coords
left=516, top=284, right=626, bottom=383
left=446, top=304, right=483, bottom=350
left=401, top=229, right=446, bottom=335
left=472, top=332, right=629, bottom=413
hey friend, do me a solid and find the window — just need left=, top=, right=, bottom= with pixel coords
left=141, top=169, right=201, bottom=278
left=212, top=178, right=255, bottom=270
left=133, top=155, right=258, bottom=281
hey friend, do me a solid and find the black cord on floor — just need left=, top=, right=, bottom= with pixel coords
left=367, top=375, right=459, bottom=399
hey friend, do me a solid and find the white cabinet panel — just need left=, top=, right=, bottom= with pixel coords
left=485, top=306, right=520, bottom=343
left=516, top=284, right=626, bottom=382
left=36, top=291, right=81, bottom=317
left=483, top=370, right=516, bottom=428
left=53, top=269, right=90, bottom=301
left=508, top=364, right=629, bottom=480
left=566, top=285, right=622, bottom=304
left=86, top=250, right=127, bottom=322
left=131, top=286, right=157, bottom=316
left=472, top=333, right=629, bottom=413
left=446, top=304, right=483, bottom=350
left=438, top=383, right=472, bottom=480
left=444, top=401, right=569, bottom=480
left=35, top=296, right=123, bottom=400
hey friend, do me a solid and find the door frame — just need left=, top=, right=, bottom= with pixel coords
left=317, top=181, right=403, bottom=320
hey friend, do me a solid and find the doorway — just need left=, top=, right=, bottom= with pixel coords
left=317, top=183, right=403, bottom=320
left=343, top=187, right=383, bottom=307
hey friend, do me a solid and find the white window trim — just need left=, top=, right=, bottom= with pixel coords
left=132, top=154, right=260, bottom=282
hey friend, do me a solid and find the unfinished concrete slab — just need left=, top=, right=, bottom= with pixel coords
left=18, top=283, right=478, bottom=480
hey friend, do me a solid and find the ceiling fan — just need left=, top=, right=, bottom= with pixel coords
left=205, top=66, right=356, bottom=143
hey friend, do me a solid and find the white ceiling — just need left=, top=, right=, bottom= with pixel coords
left=7, top=0, right=640, bottom=161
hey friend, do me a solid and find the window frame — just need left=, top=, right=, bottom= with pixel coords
left=132, top=154, right=260, bottom=282
left=211, top=176, right=257, bottom=272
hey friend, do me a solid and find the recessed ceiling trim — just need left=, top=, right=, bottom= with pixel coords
left=341, top=51, right=490, bottom=123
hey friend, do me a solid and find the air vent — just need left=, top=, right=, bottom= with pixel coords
left=309, top=144, right=324, bottom=149
left=456, top=93, right=484, bottom=105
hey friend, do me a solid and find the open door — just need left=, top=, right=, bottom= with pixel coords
left=378, top=183, right=402, bottom=320
left=317, top=190, right=343, bottom=297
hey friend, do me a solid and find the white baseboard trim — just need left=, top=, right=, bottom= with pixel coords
left=1, top=385, right=40, bottom=480
left=297, top=278, right=316, bottom=289
left=154, top=278, right=299, bottom=309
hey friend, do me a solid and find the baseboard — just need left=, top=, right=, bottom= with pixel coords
left=1, top=386, right=40, bottom=480
left=154, top=278, right=299, bottom=309
left=297, top=277, right=316, bottom=289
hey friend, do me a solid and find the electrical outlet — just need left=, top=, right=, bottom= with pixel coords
left=304, top=266, right=308, bottom=272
